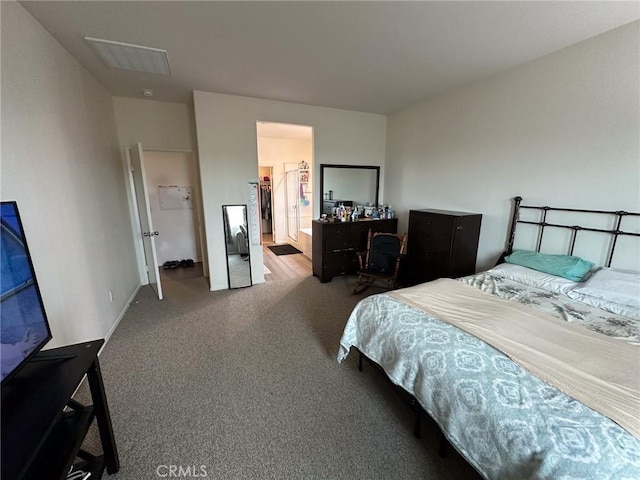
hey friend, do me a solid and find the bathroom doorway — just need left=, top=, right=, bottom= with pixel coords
left=256, top=122, right=313, bottom=260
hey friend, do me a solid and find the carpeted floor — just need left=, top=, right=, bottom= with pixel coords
left=79, top=274, right=481, bottom=479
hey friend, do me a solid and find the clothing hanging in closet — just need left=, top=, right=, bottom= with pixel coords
left=260, top=182, right=271, bottom=220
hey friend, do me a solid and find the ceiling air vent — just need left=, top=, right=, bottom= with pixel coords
left=84, top=37, right=171, bottom=75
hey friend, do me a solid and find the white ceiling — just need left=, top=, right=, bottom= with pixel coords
left=18, top=1, right=640, bottom=114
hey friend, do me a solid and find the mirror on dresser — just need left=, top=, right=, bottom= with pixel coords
left=319, top=164, right=380, bottom=215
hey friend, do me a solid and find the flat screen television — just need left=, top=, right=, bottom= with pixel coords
left=1, top=201, right=52, bottom=384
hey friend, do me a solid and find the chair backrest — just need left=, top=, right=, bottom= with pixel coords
left=365, top=231, right=407, bottom=275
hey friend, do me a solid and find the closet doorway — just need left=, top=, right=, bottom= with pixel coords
left=258, top=165, right=274, bottom=244
left=256, top=122, right=313, bottom=259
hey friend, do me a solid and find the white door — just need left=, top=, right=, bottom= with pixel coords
left=129, top=143, right=163, bottom=300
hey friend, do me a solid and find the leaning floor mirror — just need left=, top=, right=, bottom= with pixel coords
left=222, top=204, right=252, bottom=289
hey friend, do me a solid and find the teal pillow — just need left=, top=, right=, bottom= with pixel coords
left=505, top=250, right=594, bottom=282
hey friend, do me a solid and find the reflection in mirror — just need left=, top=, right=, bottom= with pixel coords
left=222, top=205, right=252, bottom=289
left=320, top=164, right=380, bottom=216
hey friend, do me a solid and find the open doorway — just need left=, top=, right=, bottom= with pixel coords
left=142, top=150, right=205, bottom=283
left=256, top=122, right=313, bottom=257
left=258, top=165, right=274, bottom=244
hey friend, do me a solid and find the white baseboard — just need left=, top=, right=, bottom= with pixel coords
left=99, top=284, right=142, bottom=356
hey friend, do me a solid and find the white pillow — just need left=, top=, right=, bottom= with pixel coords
left=566, top=290, right=640, bottom=321
left=487, top=263, right=579, bottom=295
left=567, top=268, right=640, bottom=309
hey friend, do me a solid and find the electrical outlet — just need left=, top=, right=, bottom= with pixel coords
left=109, top=290, right=113, bottom=303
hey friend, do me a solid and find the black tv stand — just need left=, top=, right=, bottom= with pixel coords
left=1, top=339, right=119, bottom=480
left=30, top=352, right=77, bottom=362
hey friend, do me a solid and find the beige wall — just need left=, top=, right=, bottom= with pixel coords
left=0, top=2, right=140, bottom=347
left=112, top=97, right=197, bottom=151
left=194, top=91, right=387, bottom=290
left=386, top=21, right=640, bottom=271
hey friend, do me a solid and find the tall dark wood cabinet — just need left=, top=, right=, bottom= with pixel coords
left=406, top=209, right=482, bottom=285
left=313, top=218, right=398, bottom=283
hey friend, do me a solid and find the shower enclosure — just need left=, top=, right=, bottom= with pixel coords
left=285, top=169, right=299, bottom=243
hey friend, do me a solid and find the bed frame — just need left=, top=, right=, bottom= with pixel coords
left=506, top=195, right=640, bottom=266
left=356, top=195, right=640, bottom=459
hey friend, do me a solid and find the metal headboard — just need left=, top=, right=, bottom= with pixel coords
left=506, top=196, right=640, bottom=267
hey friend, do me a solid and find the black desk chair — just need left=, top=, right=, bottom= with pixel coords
left=353, top=230, right=407, bottom=294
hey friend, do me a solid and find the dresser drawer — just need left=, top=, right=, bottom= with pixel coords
left=370, top=221, right=398, bottom=235
left=324, top=252, right=357, bottom=276
left=324, top=225, right=359, bottom=252
left=406, top=209, right=481, bottom=287
left=410, top=233, right=452, bottom=256
left=416, top=251, right=450, bottom=269
left=411, top=262, right=449, bottom=283
left=409, top=214, right=454, bottom=235
left=421, top=234, right=453, bottom=254
left=313, top=218, right=398, bottom=283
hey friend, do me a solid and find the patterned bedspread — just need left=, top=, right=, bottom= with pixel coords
left=460, top=272, right=640, bottom=344
left=337, top=272, right=640, bottom=479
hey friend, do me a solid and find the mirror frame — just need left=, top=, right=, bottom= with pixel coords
left=319, top=164, right=380, bottom=215
left=222, top=204, right=252, bottom=289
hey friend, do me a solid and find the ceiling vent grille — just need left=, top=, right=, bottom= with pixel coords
left=84, top=37, right=171, bottom=75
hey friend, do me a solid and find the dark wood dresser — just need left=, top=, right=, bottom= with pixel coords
left=312, top=218, right=398, bottom=283
left=406, top=209, right=482, bottom=285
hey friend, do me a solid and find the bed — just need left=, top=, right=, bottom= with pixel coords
left=337, top=197, right=640, bottom=479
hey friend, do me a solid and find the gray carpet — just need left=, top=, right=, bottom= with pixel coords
left=80, top=273, right=482, bottom=479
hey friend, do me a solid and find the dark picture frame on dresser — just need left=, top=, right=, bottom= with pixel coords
left=406, top=209, right=482, bottom=285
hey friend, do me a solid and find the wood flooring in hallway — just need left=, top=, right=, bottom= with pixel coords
left=262, top=234, right=312, bottom=282
left=157, top=237, right=312, bottom=286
